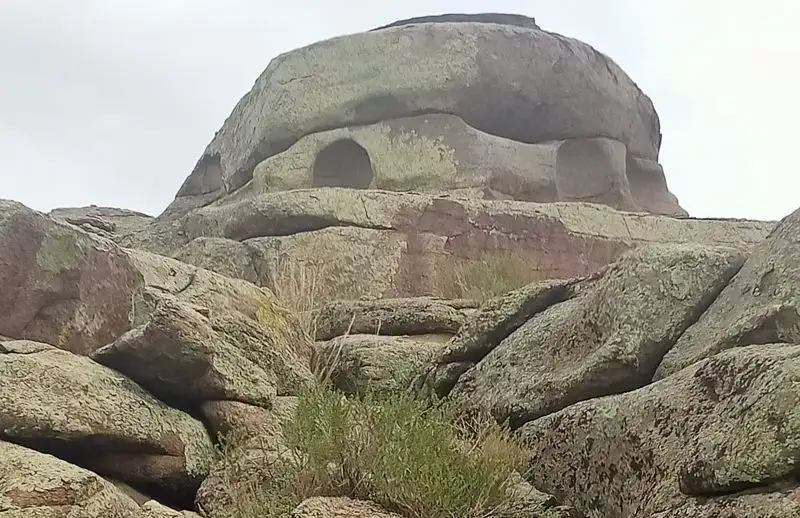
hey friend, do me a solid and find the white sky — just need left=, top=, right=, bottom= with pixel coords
left=1, top=1, right=797, bottom=221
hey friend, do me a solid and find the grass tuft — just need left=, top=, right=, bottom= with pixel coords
left=434, top=250, right=540, bottom=301
left=213, top=384, right=526, bottom=518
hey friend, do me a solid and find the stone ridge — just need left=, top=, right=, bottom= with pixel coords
left=371, top=12, right=540, bottom=31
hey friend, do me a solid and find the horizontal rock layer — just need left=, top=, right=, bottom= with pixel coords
left=122, top=189, right=772, bottom=299
left=247, top=116, right=684, bottom=215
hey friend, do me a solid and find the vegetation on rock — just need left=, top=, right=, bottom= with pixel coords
left=434, top=250, right=540, bottom=300
left=212, top=383, right=526, bottom=518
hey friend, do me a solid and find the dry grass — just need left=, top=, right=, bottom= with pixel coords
left=268, top=257, right=323, bottom=341
left=434, top=250, right=540, bottom=301
left=221, top=255, right=529, bottom=517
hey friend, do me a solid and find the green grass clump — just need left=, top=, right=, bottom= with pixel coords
left=216, top=384, right=526, bottom=518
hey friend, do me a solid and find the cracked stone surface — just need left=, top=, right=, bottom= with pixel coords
left=518, top=344, right=800, bottom=518
left=443, top=244, right=745, bottom=428
left=656, top=205, right=800, bottom=380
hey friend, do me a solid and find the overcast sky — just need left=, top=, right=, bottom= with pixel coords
left=1, top=1, right=797, bottom=221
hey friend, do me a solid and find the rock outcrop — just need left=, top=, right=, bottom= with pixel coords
left=0, top=200, right=311, bottom=515
left=164, top=15, right=673, bottom=217
left=419, top=244, right=745, bottom=427
left=3, top=11, right=798, bottom=518
left=122, top=189, right=772, bottom=301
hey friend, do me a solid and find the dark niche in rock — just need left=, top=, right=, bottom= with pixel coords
left=312, top=139, right=374, bottom=189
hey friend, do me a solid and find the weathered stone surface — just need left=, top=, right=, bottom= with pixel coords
left=0, top=440, right=142, bottom=518
left=627, top=155, right=685, bottom=217
left=246, top=226, right=408, bottom=301
left=49, top=205, right=153, bottom=242
left=126, top=189, right=772, bottom=299
left=518, top=344, right=800, bottom=518
left=0, top=340, right=214, bottom=502
left=416, top=276, right=591, bottom=399
left=124, top=248, right=311, bottom=363
left=290, top=497, right=401, bottom=518
left=195, top=447, right=295, bottom=518
left=250, top=115, right=675, bottom=214
left=372, top=12, right=540, bottom=30
left=166, top=20, right=665, bottom=215
left=141, top=500, right=202, bottom=518
left=313, top=297, right=479, bottom=341
left=502, top=473, right=579, bottom=518
left=656, top=206, right=800, bottom=380
left=312, top=335, right=442, bottom=396
left=448, top=244, right=745, bottom=428
left=0, top=199, right=144, bottom=355
left=201, top=397, right=298, bottom=449
left=649, top=485, right=800, bottom=517
left=171, top=236, right=259, bottom=285
left=92, top=297, right=286, bottom=408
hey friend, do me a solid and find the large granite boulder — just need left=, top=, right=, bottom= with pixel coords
left=0, top=199, right=145, bottom=354
left=518, top=344, right=800, bottom=517
left=422, top=244, right=745, bottom=427
left=163, top=15, right=676, bottom=217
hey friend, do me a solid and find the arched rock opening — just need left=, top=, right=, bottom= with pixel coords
left=312, top=139, right=374, bottom=189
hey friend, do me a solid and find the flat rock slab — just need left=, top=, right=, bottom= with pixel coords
left=518, top=344, right=800, bottom=518
left=168, top=20, right=663, bottom=214
left=49, top=205, right=153, bottom=242
left=656, top=205, right=800, bottom=379
left=372, top=13, right=540, bottom=30
left=447, top=244, right=744, bottom=428
left=312, top=334, right=442, bottom=396
left=0, top=440, right=142, bottom=517
left=0, top=340, right=214, bottom=502
left=313, top=297, right=479, bottom=341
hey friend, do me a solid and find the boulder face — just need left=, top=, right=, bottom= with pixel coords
left=421, top=244, right=745, bottom=428
left=519, top=344, right=800, bottom=517
left=163, top=15, right=680, bottom=217
left=0, top=440, right=143, bottom=518
left=0, top=199, right=145, bottom=354
left=655, top=205, right=800, bottom=379
left=0, top=340, right=215, bottom=505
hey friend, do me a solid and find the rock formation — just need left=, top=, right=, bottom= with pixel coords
left=2, top=11, right=798, bottom=518
left=104, top=12, right=784, bottom=302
